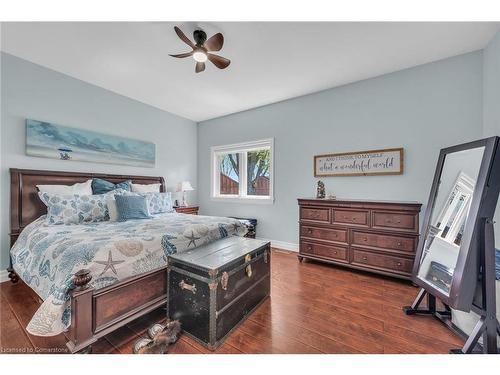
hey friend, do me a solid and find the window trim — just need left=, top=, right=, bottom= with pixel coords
left=210, top=138, right=274, bottom=204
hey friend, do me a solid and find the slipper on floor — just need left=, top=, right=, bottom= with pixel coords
left=133, top=337, right=169, bottom=354
left=147, top=323, right=165, bottom=339
left=133, top=338, right=153, bottom=354
left=155, top=329, right=179, bottom=345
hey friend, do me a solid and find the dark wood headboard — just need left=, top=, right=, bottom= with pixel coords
left=9, top=168, right=166, bottom=246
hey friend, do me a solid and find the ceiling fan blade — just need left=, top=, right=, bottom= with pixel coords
left=169, top=51, right=193, bottom=58
left=174, top=26, right=194, bottom=49
left=207, top=54, right=231, bottom=69
left=204, top=33, right=224, bottom=52
left=195, top=62, right=206, bottom=73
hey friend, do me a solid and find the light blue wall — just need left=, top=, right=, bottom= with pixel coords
left=482, top=30, right=500, bottom=244
left=483, top=30, right=500, bottom=137
left=1, top=43, right=493, bottom=267
left=1, top=52, right=198, bottom=270
left=198, top=52, right=484, bottom=247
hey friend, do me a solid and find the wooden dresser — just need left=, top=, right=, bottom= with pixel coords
left=298, top=198, right=422, bottom=280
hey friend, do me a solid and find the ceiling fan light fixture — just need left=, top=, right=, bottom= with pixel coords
left=193, top=51, right=208, bottom=63
left=170, top=27, right=229, bottom=72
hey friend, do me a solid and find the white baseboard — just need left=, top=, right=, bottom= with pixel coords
left=0, top=269, right=9, bottom=283
left=256, top=237, right=298, bottom=252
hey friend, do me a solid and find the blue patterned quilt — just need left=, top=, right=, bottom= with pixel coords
left=11, top=213, right=247, bottom=337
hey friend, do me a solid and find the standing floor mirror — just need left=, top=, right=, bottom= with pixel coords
left=403, top=136, right=500, bottom=354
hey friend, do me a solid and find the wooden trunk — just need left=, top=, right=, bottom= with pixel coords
left=167, top=237, right=271, bottom=350
left=298, top=198, right=422, bottom=280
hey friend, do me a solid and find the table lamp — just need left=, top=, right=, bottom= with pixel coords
left=176, top=181, right=194, bottom=207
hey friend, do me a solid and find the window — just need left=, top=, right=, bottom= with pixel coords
left=211, top=139, right=274, bottom=203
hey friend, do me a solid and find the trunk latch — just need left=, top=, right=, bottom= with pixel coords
left=221, top=271, right=229, bottom=290
left=245, top=254, right=253, bottom=277
left=179, top=280, right=197, bottom=294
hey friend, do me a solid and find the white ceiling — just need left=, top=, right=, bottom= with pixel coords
left=1, top=22, right=499, bottom=122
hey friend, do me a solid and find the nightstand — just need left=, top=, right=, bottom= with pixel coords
left=174, top=205, right=199, bottom=215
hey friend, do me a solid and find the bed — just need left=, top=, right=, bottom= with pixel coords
left=8, top=168, right=246, bottom=352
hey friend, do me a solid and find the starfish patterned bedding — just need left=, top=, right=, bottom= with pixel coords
left=10, top=213, right=247, bottom=337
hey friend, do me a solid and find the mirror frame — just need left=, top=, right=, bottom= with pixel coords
left=412, top=136, right=500, bottom=311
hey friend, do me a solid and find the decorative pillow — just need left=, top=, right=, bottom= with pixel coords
left=131, top=182, right=161, bottom=193
left=92, top=178, right=131, bottom=195
left=38, top=192, right=109, bottom=225
left=114, top=195, right=152, bottom=221
left=37, top=179, right=92, bottom=195
left=142, top=192, right=174, bottom=214
left=106, top=189, right=138, bottom=222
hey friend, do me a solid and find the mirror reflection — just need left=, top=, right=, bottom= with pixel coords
left=417, top=146, right=485, bottom=295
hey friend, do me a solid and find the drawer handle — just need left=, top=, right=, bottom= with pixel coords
left=179, top=280, right=197, bottom=294
left=307, top=228, right=313, bottom=234
left=397, top=242, right=402, bottom=246
left=397, top=262, right=402, bottom=267
left=362, top=256, right=368, bottom=261
left=333, top=250, right=338, bottom=255
left=307, top=244, right=312, bottom=251
left=352, top=217, right=356, bottom=221
left=363, top=237, right=368, bottom=242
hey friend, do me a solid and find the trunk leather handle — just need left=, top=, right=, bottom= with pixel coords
left=179, top=280, right=197, bottom=294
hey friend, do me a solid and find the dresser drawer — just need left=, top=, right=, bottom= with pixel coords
left=352, top=231, right=416, bottom=253
left=300, top=241, right=348, bottom=262
left=351, top=249, right=413, bottom=274
left=372, top=211, right=418, bottom=232
left=300, top=225, right=347, bottom=243
left=332, top=209, right=369, bottom=226
left=300, top=207, right=330, bottom=223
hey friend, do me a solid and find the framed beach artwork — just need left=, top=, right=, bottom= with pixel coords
left=26, top=119, right=155, bottom=167
left=314, top=147, right=404, bottom=177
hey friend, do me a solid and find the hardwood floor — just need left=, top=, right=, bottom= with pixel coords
left=0, top=249, right=464, bottom=354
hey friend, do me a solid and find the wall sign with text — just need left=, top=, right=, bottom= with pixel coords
left=314, top=148, right=404, bottom=177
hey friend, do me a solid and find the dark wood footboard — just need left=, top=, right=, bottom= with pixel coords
left=66, top=267, right=168, bottom=353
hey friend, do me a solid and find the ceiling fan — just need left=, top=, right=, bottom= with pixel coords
left=169, top=26, right=231, bottom=73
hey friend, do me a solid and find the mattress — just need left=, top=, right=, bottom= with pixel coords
left=11, top=213, right=247, bottom=337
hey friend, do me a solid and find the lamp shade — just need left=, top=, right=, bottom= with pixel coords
left=177, top=181, right=194, bottom=192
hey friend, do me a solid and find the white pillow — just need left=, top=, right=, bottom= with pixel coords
left=131, top=182, right=161, bottom=193
left=106, top=195, right=119, bottom=222
left=37, top=179, right=92, bottom=195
